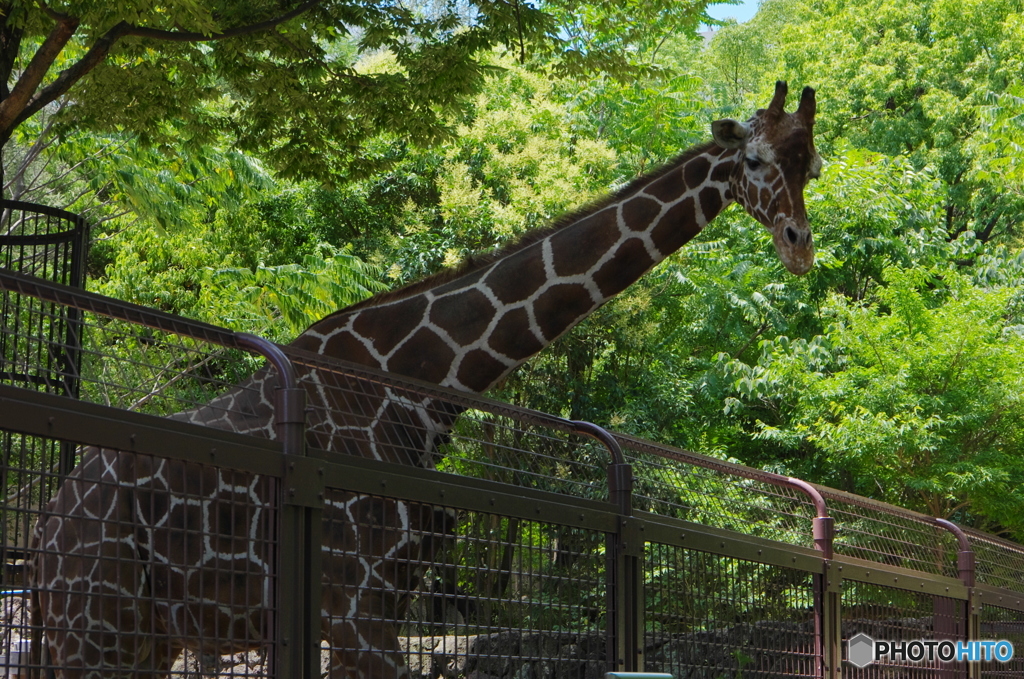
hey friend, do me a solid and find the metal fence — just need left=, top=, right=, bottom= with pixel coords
left=0, top=201, right=88, bottom=655
left=0, top=200, right=88, bottom=395
left=0, top=267, right=1023, bottom=679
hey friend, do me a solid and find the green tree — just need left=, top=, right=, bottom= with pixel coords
left=94, top=183, right=386, bottom=340
left=719, top=269, right=1024, bottom=536
left=0, top=0, right=717, bottom=187
left=773, top=0, right=1024, bottom=242
left=563, top=69, right=707, bottom=177
left=700, top=0, right=799, bottom=110
left=359, top=57, right=619, bottom=283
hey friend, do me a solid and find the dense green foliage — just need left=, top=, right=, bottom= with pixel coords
left=0, top=0, right=715, bottom=183
left=7, top=0, right=1024, bottom=541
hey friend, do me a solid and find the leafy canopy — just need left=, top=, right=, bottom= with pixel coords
left=0, top=0, right=716, bottom=183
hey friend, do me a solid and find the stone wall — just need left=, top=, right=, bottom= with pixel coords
left=402, top=631, right=606, bottom=679
left=400, top=619, right=820, bottom=679
left=1, top=600, right=943, bottom=679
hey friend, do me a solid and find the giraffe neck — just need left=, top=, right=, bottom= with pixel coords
left=296, top=142, right=738, bottom=394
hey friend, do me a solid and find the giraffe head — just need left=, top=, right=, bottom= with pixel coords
left=711, top=81, right=820, bottom=275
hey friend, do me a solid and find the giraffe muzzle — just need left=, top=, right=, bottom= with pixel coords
left=773, top=219, right=815, bottom=275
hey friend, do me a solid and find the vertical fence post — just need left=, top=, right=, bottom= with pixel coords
left=784, top=478, right=836, bottom=679
left=815, top=524, right=840, bottom=679
left=235, top=334, right=319, bottom=679
left=61, top=209, right=88, bottom=479
left=572, top=422, right=642, bottom=673
left=935, top=518, right=977, bottom=679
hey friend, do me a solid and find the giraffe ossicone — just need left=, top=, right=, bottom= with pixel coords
left=29, top=82, right=820, bottom=678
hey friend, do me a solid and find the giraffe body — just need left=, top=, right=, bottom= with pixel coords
left=29, top=83, right=820, bottom=678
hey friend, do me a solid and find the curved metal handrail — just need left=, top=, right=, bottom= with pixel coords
left=0, top=199, right=88, bottom=226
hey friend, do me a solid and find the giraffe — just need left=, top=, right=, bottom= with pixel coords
left=28, top=81, right=820, bottom=678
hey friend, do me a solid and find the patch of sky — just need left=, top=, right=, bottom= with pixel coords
left=704, top=0, right=760, bottom=25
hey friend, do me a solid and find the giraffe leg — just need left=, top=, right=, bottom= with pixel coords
left=147, top=640, right=183, bottom=677
left=30, top=451, right=162, bottom=678
left=34, top=552, right=160, bottom=677
left=321, top=596, right=410, bottom=679
left=27, top=559, right=46, bottom=679
left=320, top=492, right=462, bottom=679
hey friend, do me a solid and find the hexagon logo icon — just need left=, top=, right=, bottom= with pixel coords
left=848, top=633, right=875, bottom=668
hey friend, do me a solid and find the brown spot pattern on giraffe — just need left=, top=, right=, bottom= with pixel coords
left=644, top=168, right=686, bottom=203
left=288, top=332, right=325, bottom=354
left=323, top=330, right=377, bottom=366
left=549, top=209, right=620, bottom=276
left=429, top=288, right=496, bottom=346
left=456, top=349, right=509, bottom=391
left=431, top=267, right=487, bottom=296
left=684, top=155, right=712, bottom=189
left=711, top=161, right=733, bottom=183
left=593, top=239, right=655, bottom=298
left=621, top=196, right=662, bottom=233
left=533, top=283, right=596, bottom=340
left=488, top=308, right=544, bottom=360
left=353, top=295, right=429, bottom=355
left=700, top=187, right=724, bottom=222
left=373, top=403, right=432, bottom=465
left=387, top=327, right=457, bottom=383
left=650, top=197, right=699, bottom=255
left=484, top=246, right=547, bottom=305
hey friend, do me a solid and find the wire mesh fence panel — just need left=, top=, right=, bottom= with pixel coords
left=285, top=349, right=612, bottom=500
left=966, top=528, right=1024, bottom=592
left=841, top=581, right=962, bottom=678
left=0, top=301, right=283, bottom=446
left=319, top=490, right=609, bottom=679
left=7, top=265, right=1024, bottom=679
left=2, top=434, right=281, bottom=678
left=0, top=270, right=281, bottom=441
left=617, top=438, right=818, bottom=548
left=818, top=490, right=960, bottom=579
left=0, top=433, right=62, bottom=679
left=980, top=605, right=1024, bottom=678
left=79, top=319, right=273, bottom=433
left=438, top=412, right=608, bottom=499
left=0, top=433, right=65, bottom=568
left=644, top=542, right=817, bottom=678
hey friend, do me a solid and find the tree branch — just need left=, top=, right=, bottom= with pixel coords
left=732, top=321, right=768, bottom=360
left=0, top=12, right=79, bottom=137
left=118, top=0, right=322, bottom=43
left=511, top=0, right=526, bottom=65
left=5, top=1, right=322, bottom=140
left=7, top=20, right=130, bottom=139
left=3, top=108, right=57, bottom=196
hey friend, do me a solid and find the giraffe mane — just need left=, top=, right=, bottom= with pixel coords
left=331, top=141, right=722, bottom=316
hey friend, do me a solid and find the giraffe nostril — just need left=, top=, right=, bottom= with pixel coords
left=784, top=225, right=799, bottom=245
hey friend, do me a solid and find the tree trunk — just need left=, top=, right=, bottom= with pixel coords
left=0, top=7, right=23, bottom=199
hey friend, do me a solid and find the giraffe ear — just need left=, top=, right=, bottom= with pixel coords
left=711, top=119, right=750, bottom=149
left=797, top=86, right=816, bottom=125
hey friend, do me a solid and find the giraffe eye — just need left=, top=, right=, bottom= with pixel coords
left=745, top=157, right=762, bottom=170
